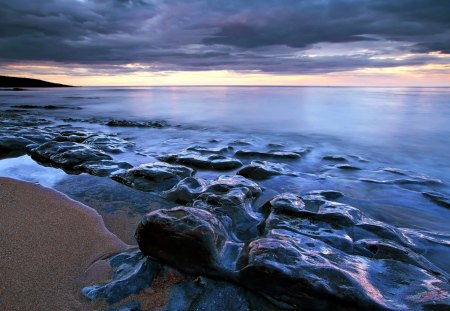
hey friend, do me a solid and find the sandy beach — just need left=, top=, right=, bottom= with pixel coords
left=0, top=177, right=127, bottom=310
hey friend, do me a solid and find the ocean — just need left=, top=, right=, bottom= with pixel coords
left=1, top=86, right=449, bottom=269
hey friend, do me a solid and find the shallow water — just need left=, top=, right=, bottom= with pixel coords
left=1, top=86, right=449, bottom=236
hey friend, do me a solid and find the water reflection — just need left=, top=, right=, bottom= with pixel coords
left=0, top=155, right=67, bottom=187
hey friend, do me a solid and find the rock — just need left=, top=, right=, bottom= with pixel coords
left=136, top=187, right=450, bottom=310
left=185, top=145, right=233, bottom=154
left=193, top=187, right=261, bottom=240
left=229, top=139, right=252, bottom=146
left=259, top=193, right=306, bottom=216
left=238, top=229, right=450, bottom=310
left=136, top=207, right=231, bottom=275
left=353, top=239, right=446, bottom=276
left=205, top=175, right=262, bottom=198
left=322, top=155, right=348, bottom=162
left=235, top=149, right=302, bottom=160
left=237, top=160, right=298, bottom=179
left=112, top=162, right=194, bottom=192
left=266, top=143, right=285, bottom=149
left=30, top=141, right=112, bottom=169
left=82, top=250, right=159, bottom=305
left=55, top=130, right=93, bottom=143
left=422, top=191, right=450, bottom=209
left=335, top=164, right=361, bottom=170
left=306, top=190, right=344, bottom=200
left=162, top=177, right=209, bottom=204
left=0, top=135, right=34, bottom=157
left=163, top=175, right=262, bottom=239
left=11, top=104, right=80, bottom=110
left=259, top=194, right=354, bottom=251
left=163, top=175, right=262, bottom=206
left=158, top=152, right=242, bottom=171
left=74, top=160, right=133, bottom=177
left=83, top=134, right=134, bottom=153
left=106, top=120, right=167, bottom=128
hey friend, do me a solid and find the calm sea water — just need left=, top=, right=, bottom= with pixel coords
left=1, top=86, right=449, bottom=241
left=3, top=86, right=450, bottom=178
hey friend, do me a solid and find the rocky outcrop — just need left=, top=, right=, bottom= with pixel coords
left=0, top=135, right=34, bottom=158
left=106, top=120, right=167, bottom=128
left=74, top=160, right=133, bottom=177
left=136, top=191, right=450, bottom=310
left=237, top=160, right=297, bottom=179
left=82, top=250, right=160, bottom=304
left=83, top=134, right=134, bottom=153
left=136, top=207, right=233, bottom=275
left=158, top=152, right=242, bottom=171
left=112, top=162, right=194, bottom=192
left=30, top=141, right=112, bottom=169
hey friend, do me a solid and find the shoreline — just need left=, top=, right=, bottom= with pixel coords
left=0, top=177, right=128, bottom=310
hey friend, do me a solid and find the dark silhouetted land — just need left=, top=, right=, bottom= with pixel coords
left=0, top=75, right=72, bottom=87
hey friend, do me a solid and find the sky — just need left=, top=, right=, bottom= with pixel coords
left=0, top=0, right=449, bottom=86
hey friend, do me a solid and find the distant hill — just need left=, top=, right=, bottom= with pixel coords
left=0, top=76, right=72, bottom=87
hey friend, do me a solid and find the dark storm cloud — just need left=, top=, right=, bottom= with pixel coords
left=0, top=0, right=448, bottom=74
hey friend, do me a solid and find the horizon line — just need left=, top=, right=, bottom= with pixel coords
left=71, top=85, right=450, bottom=88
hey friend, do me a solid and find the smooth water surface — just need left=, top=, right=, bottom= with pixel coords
left=2, top=86, right=449, bottom=181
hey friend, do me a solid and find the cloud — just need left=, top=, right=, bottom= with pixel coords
left=0, top=0, right=448, bottom=75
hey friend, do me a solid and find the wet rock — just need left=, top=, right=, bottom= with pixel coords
left=54, top=130, right=93, bottom=143
left=235, top=149, right=302, bottom=160
left=158, top=152, right=242, bottom=170
left=137, top=188, right=450, bottom=310
left=266, top=143, right=285, bottom=149
left=17, top=130, right=56, bottom=144
left=259, top=193, right=306, bottom=216
left=0, top=115, right=53, bottom=127
left=136, top=207, right=231, bottom=275
left=229, top=139, right=253, bottom=146
left=112, top=162, right=194, bottom=192
left=193, top=187, right=261, bottom=240
left=204, top=175, right=262, bottom=199
left=82, top=250, right=159, bottom=305
left=83, top=134, right=134, bottom=153
left=74, top=160, right=133, bottom=177
left=353, top=239, right=446, bottom=276
left=322, top=155, right=348, bottom=162
left=259, top=194, right=354, bottom=251
left=237, top=160, right=298, bottom=179
left=185, top=145, right=233, bottom=154
left=162, top=177, right=209, bottom=204
left=163, top=175, right=262, bottom=239
left=0, top=135, right=34, bottom=157
left=106, top=119, right=167, bottom=128
left=30, top=141, right=112, bottom=169
left=335, top=163, right=361, bottom=170
left=11, top=104, right=80, bottom=110
left=238, top=229, right=450, bottom=310
left=306, top=189, right=344, bottom=200
left=422, top=191, right=450, bottom=209
left=163, top=175, right=261, bottom=206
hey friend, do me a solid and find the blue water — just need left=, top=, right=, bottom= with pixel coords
left=1, top=86, right=449, bottom=235
left=3, top=86, right=449, bottom=179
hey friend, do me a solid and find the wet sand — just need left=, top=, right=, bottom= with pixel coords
left=0, top=177, right=128, bottom=310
